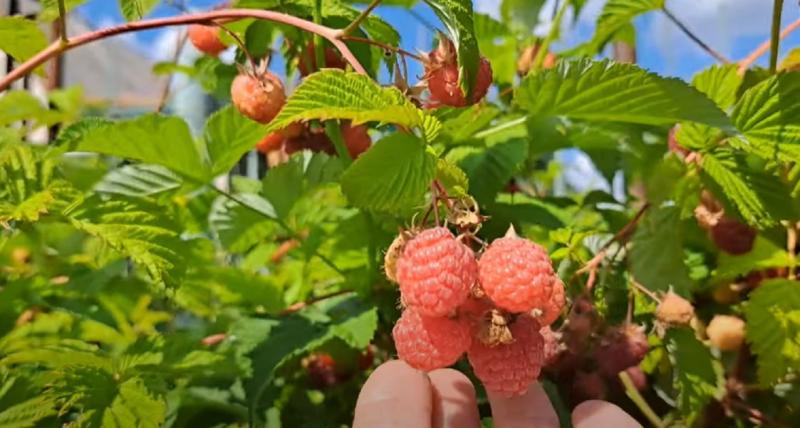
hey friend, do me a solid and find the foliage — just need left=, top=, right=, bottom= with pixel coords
left=1, top=0, right=799, bottom=427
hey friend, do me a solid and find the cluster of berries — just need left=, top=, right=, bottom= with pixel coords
left=303, top=346, right=376, bottom=389
left=422, top=39, right=493, bottom=108
left=694, top=190, right=756, bottom=255
left=385, top=226, right=565, bottom=396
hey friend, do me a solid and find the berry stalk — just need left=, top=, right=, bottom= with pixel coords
left=0, top=8, right=367, bottom=92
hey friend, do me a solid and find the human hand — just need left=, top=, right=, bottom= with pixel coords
left=353, top=360, right=642, bottom=428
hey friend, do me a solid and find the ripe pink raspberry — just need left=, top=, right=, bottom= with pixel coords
left=540, top=326, right=561, bottom=365
left=396, top=227, right=477, bottom=317
left=478, top=230, right=556, bottom=313
left=534, top=277, right=565, bottom=326
left=392, top=309, right=471, bottom=371
left=468, top=316, right=544, bottom=397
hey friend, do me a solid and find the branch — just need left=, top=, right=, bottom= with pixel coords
left=662, top=7, right=730, bottom=64
left=279, top=290, right=354, bottom=315
left=57, top=0, right=68, bottom=43
left=769, top=0, right=785, bottom=73
left=0, top=8, right=366, bottom=92
left=341, top=35, right=425, bottom=61
left=738, top=17, right=800, bottom=74
left=341, top=0, right=382, bottom=37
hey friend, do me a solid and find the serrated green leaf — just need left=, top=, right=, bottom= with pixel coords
left=589, top=0, right=664, bottom=50
left=433, top=104, right=501, bottom=145
left=745, top=279, right=800, bottom=386
left=204, top=105, right=266, bottom=176
left=63, top=114, right=209, bottom=181
left=516, top=59, right=733, bottom=129
left=630, top=206, right=692, bottom=294
left=423, top=0, right=481, bottom=98
left=341, top=133, right=436, bottom=212
left=0, top=91, right=63, bottom=127
left=780, top=48, right=800, bottom=71
left=266, top=70, right=436, bottom=140
left=94, top=164, right=182, bottom=197
left=69, top=197, right=187, bottom=286
left=435, top=158, right=469, bottom=197
left=691, top=65, right=742, bottom=109
left=209, top=193, right=277, bottom=252
left=0, top=395, right=57, bottom=428
left=700, top=152, right=772, bottom=226
left=0, top=17, right=48, bottom=65
left=117, top=0, right=159, bottom=21
left=715, top=236, right=793, bottom=280
left=665, top=328, right=725, bottom=421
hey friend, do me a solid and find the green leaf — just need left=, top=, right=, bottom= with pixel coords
left=265, top=70, right=436, bottom=140
left=261, top=162, right=304, bottom=220
left=745, top=279, right=800, bottom=386
left=63, top=114, right=209, bottom=181
left=341, top=133, right=437, bottom=212
left=0, top=17, right=48, bottom=64
left=589, top=0, right=664, bottom=50
left=500, top=0, right=546, bottom=33
left=209, top=193, right=277, bottom=252
left=423, top=0, right=481, bottom=98
left=151, top=62, right=197, bottom=77
left=435, top=104, right=501, bottom=145
left=117, top=0, right=159, bottom=21
left=94, top=164, right=183, bottom=197
left=515, top=59, right=732, bottom=129
left=630, top=206, right=692, bottom=294
left=691, top=64, right=742, bottom=109
left=0, top=91, right=63, bottom=127
left=715, top=237, right=793, bottom=280
left=69, top=197, right=187, bottom=286
left=474, top=14, right=516, bottom=86
left=731, top=72, right=800, bottom=163
left=435, top=158, right=469, bottom=197
left=0, top=395, right=57, bottom=428
left=38, top=0, right=88, bottom=22
left=665, top=328, right=725, bottom=421
left=204, top=105, right=266, bottom=176
left=700, top=152, right=772, bottom=226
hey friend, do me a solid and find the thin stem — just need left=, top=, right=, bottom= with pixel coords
left=279, top=290, right=354, bottom=315
left=341, top=0, right=382, bottom=37
left=532, top=0, right=568, bottom=71
left=325, top=121, right=352, bottom=167
left=0, top=8, right=366, bottom=91
left=738, top=17, right=800, bottom=74
left=619, top=371, right=665, bottom=428
left=770, top=0, right=785, bottom=73
left=57, top=0, right=68, bottom=43
left=313, top=0, right=326, bottom=71
left=662, top=7, right=730, bottom=64
left=214, top=22, right=258, bottom=72
left=632, top=280, right=661, bottom=303
left=342, top=35, right=425, bottom=62
left=406, top=8, right=439, bottom=32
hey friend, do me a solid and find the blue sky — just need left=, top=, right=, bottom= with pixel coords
left=75, top=0, right=800, bottom=81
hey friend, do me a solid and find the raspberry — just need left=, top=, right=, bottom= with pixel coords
left=231, top=71, right=286, bottom=124
left=468, top=316, right=544, bottom=397
left=594, top=324, right=649, bottom=378
left=298, top=41, right=346, bottom=76
left=303, top=352, right=338, bottom=388
left=540, top=326, right=561, bottom=365
left=478, top=230, right=556, bottom=313
left=188, top=24, right=227, bottom=56
left=424, top=39, right=492, bottom=107
left=255, top=123, right=304, bottom=154
left=710, top=217, right=756, bottom=255
left=516, top=44, right=557, bottom=76
left=285, top=130, right=335, bottom=155
left=392, top=309, right=471, bottom=371
left=384, top=232, right=409, bottom=283
left=341, top=122, right=371, bottom=159
left=656, top=291, right=695, bottom=326
left=396, top=227, right=477, bottom=317
left=706, top=315, right=745, bottom=351
left=534, top=277, right=565, bottom=326
left=572, top=371, right=607, bottom=401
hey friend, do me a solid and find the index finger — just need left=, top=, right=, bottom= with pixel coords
left=353, top=360, right=434, bottom=428
left=487, top=383, right=560, bottom=428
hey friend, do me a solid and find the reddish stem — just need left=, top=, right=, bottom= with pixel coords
left=0, top=8, right=366, bottom=92
left=738, top=17, right=800, bottom=75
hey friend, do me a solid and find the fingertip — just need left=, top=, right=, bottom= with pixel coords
left=572, top=400, right=642, bottom=428
left=428, top=369, right=480, bottom=428
left=353, top=360, right=433, bottom=428
left=487, top=382, right=559, bottom=428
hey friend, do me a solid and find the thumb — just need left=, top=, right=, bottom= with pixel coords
left=487, top=383, right=559, bottom=428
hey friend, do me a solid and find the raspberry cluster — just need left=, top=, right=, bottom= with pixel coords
left=386, top=226, right=565, bottom=396
left=423, top=39, right=493, bottom=107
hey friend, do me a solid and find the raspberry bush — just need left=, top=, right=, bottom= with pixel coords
left=0, top=0, right=799, bottom=426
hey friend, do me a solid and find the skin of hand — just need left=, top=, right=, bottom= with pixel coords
left=353, top=360, right=643, bottom=428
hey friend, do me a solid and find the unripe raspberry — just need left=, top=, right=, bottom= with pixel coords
left=468, top=316, right=544, bottom=397
left=231, top=71, right=286, bottom=124
left=424, top=39, right=492, bottom=107
left=256, top=122, right=302, bottom=154
left=297, top=40, right=346, bottom=76
left=573, top=371, right=607, bottom=401
left=188, top=24, right=227, bottom=56
left=706, top=315, right=745, bottom=351
left=656, top=291, right=695, bottom=326
left=595, top=324, right=649, bottom=378
left=303, top=352, right=338, bottom=388
left=517, top=44, right=557, bottom=76
left=392, top=309, right=471, bottom=371
left=534, top=278, right=565, bottom=326
left=396, top=227, right=477, bottom=317
left=478, top=230, right=556, bottom=313
left=710, top=217, right=756, bottom=255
